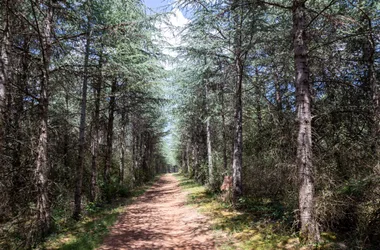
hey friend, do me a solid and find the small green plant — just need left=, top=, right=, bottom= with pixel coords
left=85, top=202, right=100, bottom=214
left=175, top=174, right=310, bottom=250
left=117, top=186, right=130, bottom=198
left=40, top=178, right=158, bottom=250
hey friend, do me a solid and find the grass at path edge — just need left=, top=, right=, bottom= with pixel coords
left=38, top=176, right=161, bottom=250
left=174, top=173, right=345, bottom=250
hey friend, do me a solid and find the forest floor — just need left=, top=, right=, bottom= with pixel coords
left=97, top=174, right=226, bottom=250
left=171, top=174, right=344, bottom=250
left=43, top=174, right=344, bottom=250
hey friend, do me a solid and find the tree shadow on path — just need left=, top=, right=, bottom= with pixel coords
left=98, top=174, right=217, bottom=250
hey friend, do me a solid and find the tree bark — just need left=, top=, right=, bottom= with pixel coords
left=232, top=57, right=243, bottom=200
left=205, top=81, right=214, bottom=188
left=232, top=0, right=243, bottom=200
left=192, top=143, right=199, bottom=179
left=293, top=0, right=320, bottom=243
left=132, top=127, right=137, bottom=186
left=274, top=71, right=283, bottom=113
left=119, top=112, right=128, bottom=185
left=220, top=81, right=228, bottom=171
left=360, top=7, right=380, bottom=163
left=64, top=92, right=70, bottom=169
left=186, top=140, right=191, bottom=175
left=0, top=0, right=10, bottom=156
left=33, top=0, right=53, bottom=237
left=120, top=141, right=125, bottom=184
left=10, top=33, right=30, bottom=209
left=255, top=73, right=262, bottom=132
left=90, top=50, right=102, bottom=203
left=104, top=78, right=117, bottom=187
left=254, top=71, right=263, bottom=155
left=141, top=132, right=149, bottom=181
left=74, top=19, right=92, bottom=220
left=181, top=147, right=186, bottom=173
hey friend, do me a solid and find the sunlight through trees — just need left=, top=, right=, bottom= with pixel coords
left=0, top=0, right=379, bottom=249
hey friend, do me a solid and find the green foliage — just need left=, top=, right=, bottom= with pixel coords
left=0, top=0, right=169, bottom=247
left=40, top=178, right=157, bottom=250
left=42, top=207, right=120, bottom=250
left=176, top=174, right=304, bottom=250
left=173, top=0, right=380, bottom=248
left=1, top=0, right=380, bottom=248
left=85, top=202, right=101, bottom=214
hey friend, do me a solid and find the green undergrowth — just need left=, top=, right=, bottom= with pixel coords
left=174, top=174, right=343, bottom=250
left=37, top=178, right=159, bottom=250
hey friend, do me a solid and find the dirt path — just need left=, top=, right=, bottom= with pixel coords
left=98, top=174, right=218, bottom=250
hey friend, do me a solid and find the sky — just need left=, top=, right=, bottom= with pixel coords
left=144, top=0, right=189, bottom=166
left=143, top=0, right=189, bottom=64
left=144, top=0, right=173, bottom=13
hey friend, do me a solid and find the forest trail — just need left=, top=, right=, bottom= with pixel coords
left=98, top=174, right=218, bottom=250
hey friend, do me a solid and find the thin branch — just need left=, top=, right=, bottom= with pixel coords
left=258, top=0, right=292, bottom=10
left=306, top=0, right=336, bottom=29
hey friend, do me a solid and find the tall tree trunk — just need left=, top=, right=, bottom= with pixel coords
left=63, top=91, right=70, bottom=169
left=192, top=143, right=198, bottom=179
left=359, top=7, right=379, bottom=164
left=232, top=57, right=243, bottom=200
left=219, top=81, right=228, bottom=171
left=33, top=0, right=53, bottom=236
left=293, top=0, right=320, bottom=243
left=90, top=51, right=102, bottom=202
left=274, top=71, right=283, bottom=113
left=74, top=19, right=92, bottom=220
left=119, top=140, right=125, bottom=184
left=147, top=136, right=153, bottom=176
left=119, top=112, right=127, bottom=185
left=205, top=81, right=214, bottom=188
left=104, top=78, right=116, bottom=188
left=274, top=70, right=284, bottom=131
left=0, top=0, right=10, bottom=156
left=254, top=73, right=263, bottom=156
left=369, top=40, right=378, bottom=143
left=140, top=132, right=147, bottom=180
left=186, top=140, right=191, bottom=175
left=181, top=147, right=186, bottom=173
left=134, top=132, right=141, bottom=182
left=232, top=1, right=243, bottom=200
left=255, top=71, right=262, bottom=132
left=132, top=127, right=137, bottom=186
left=369, top=27, right=379, bottom=170
left=10, top=33, right=30, bottom=209
left=141, top=132, right=149, bottom=181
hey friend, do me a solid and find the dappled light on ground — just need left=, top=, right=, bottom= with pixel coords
left=98, top=174, right=219, bottom=250
left=176, top=175, right=346, bottom=250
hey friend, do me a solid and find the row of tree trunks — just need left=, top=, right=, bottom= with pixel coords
left=0, top=0, right=167, bottom=246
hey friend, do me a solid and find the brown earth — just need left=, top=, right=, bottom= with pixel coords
left=98, top=174, right=220, bottom=250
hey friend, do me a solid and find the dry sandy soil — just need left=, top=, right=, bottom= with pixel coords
left=98, top=174, right=220, bottom=250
